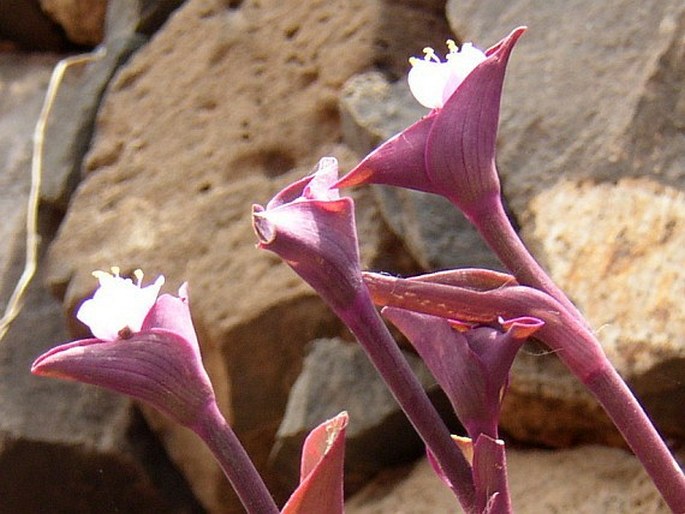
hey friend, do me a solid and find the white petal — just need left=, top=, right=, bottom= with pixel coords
left=441, top=43, right=487, bottom=103
left=408, top=59, right=453, bottom=109
left=77, top=272, right=165, bottom=341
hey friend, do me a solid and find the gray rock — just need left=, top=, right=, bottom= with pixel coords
left=340, top=72, right=502, bottom=271
left=40, top=34, right=146, bottom=210
left=0, top=55, right=57, bottom=303
left=40, top=0, right=187, bottom=210
left=443, top=1, right=685, bottom=445
left=446, top=0, right=685, bottom=216
left=271, top=338, right=439, bottom=496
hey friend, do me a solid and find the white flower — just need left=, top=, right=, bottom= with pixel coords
left=77, top=267, right=165, bottom=341
left=408, top=40, right=487, bottom=109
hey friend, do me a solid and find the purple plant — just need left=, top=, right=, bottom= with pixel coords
left=281, top=411, right=348, bottom=514
left=254, top=27, right=685, bottom=513
left=31, top=269, right=350, bottom=514
left=252, top=156, right=477, bottom=510
left=331, top=26, right=685, bottom=511
left=335, top=27, right=583, bottom=323
left=383, top=308, right=541, bottom=513
left=29, top=23, right=685, bottom=514
left=382, top=308, right=542, bottom=441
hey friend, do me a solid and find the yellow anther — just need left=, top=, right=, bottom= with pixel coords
left=446, top=39, right=458, bottom=53
left=92, top=270, right=110, bottom=280
left=111, top=266, right=121, bottom=276
left=422, top=47, right=439, bottom=62
left=133, top=269, right=144, bottom=285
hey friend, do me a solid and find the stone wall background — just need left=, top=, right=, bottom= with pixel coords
left=0, top=0, right=683, bottom=512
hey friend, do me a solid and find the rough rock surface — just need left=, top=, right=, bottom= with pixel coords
left=0, top=55, right=202, bottom=513
left=447, top=0, right=685, bottom=218
left=441, top=0, right=685, bottom=445
left=41, top=0, right=188, bottom=210
left=39, top=0, right=108, bottom=45
left=21, top=0, right=684, bottom=511
left=271, top=338, right=438, bottom=496
left=0, top=55, right=55, bottom=290
left=346, top=446, right=668, bottom=513
left=45, top=0, right=448, bottom=511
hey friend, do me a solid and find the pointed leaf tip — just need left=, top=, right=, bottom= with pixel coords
left=498, top=316, right=544, bottom=339
left=281, top=412, right=348, bottom=514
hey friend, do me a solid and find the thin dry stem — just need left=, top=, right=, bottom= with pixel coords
left=0, top=48, right=105, bottom=342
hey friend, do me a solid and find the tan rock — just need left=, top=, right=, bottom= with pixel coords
left=503, top=178, right=685, bottom=444
left=346, top=446, right=668, bottom=513
left=40, top=0, right=107, bottom=45
left=45, top=0, right=447, bottom=511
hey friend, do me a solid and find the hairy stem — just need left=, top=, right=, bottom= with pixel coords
left=193, top=401, right=279, bottom=514
left=472, top=197, right=587, bottom=326
left=341, top=290, right=477, bottom=512
left=363, top=271, right=685, bottom=508
left=586, top=366, right=685, bottom=512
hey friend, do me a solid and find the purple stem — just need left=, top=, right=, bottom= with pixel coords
left=471, top=196, right=588, bottom=327
left=472, top=436, right=511, bottom=514
left=341, top=290, right=477, bottom=513
left=192, top=400, right=279, bottom=514
left=585, top=365, right=685, bottom=512
left=471, top=197, right=685, bottom=507
left=363, top=272, right=685, bottom=508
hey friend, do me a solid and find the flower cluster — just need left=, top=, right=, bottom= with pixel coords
left=32, top=25, right=685, bottom=514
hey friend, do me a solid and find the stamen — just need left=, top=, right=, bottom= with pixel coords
left=118, top=326, right=133, bottom=339
left=111, top=266, right=121, bottom=277
left=422, top=47, right=440, bottom=63
left=446, top=39, right=458, bottom=53
left=92, top=270, right=110, bottom=280
left=133, top=269, right=144, bottom=286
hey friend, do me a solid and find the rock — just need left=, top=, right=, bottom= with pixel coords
left=0, top=51, right=202, bottom=514
left=346, top=446, right=668, bottom=513
left=440, top=0, right=685, bottom=445
left=340, top=72, right=503, bottom=271
left=271, top=338, right=437, bottom=496
left=0, top=54, right=56, bottom=298
left=41, top=0, right=187, bottom=210
left=447, top=0, right=685, bottom=217
left=511, top=178, right=685, bottom=443
left=0, top=0, right=70, bottom=51
left=0, top=253, right=204, bottom=514
left=105, top=0, right=187, bottom=39
left=44, top=1, right=449, bottom=511
left=39, top=36, right=146, bottom=210
left=39, top=0, right=108, bottom=46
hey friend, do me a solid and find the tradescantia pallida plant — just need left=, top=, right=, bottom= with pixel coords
left=32, top=269, right=348, bottom=514
left=32, top=27, right=685, bottom=514
left=253, top=27, right=685, bottom=513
